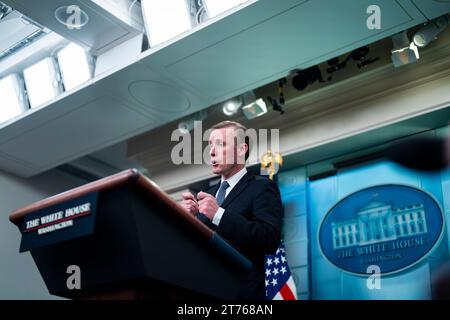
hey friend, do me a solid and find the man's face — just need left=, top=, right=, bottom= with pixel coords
left=209, top=127, right=244, bottom=176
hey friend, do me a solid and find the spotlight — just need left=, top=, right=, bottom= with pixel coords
left=326, top=46, right=379, bottom=80
left=222, top=98, right=242, bottom=116
left=242, top=98, right=268, bottom=119
left=390, top=31, right=419, bottom=67
left=357, top=57, right=380, bottom=69
left=177, top=121, right=192, bottom=134
left=413, top=15, right=449, bottom=48
left=292, top=66, right=325, bottom=91
left=350, top=46, right=379, bottom=69
left=326, top=57, right=345, bottom=74
left=267, top=96, right=284, bottom=115
left=177, top=110, right=207, bottom=134
left=350, top=46, right=369, bottom=61
left=326, top=57, right=348, bottom=80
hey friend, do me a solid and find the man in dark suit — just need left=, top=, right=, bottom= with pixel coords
left=180, top=121, right=283, bottom=300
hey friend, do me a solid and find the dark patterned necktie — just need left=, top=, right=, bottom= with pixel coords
left=216, top=181, right=230, bottom=206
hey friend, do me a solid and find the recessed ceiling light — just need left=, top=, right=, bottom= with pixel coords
left=0, top=74, right=28, bottom=124
left=413, top=15, right=449, bottom=48
left=57, top=43, right=92, bottom=91
left=222, top=98, right=242, bottom=116
left=141, top=0, right=192, bottom=47
left=23, top=57, right=61, bottom=108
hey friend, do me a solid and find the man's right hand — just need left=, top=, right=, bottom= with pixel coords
left=181, top=192, right=199, bottom=216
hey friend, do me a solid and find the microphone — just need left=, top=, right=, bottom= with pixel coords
left=386, top=136, right=449, bottom=171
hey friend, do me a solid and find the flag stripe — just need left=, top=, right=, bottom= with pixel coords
left=280, top=283, right=296, bottom=300
left=265, top=243, right=298, bottom=300
left=286, top=276, right=298, bottom=299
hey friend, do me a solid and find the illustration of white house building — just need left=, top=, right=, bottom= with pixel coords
left=331, top=201, right=427, bottom=250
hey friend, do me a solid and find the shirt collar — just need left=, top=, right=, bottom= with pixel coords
left=222, top=167, right=247, bottom=189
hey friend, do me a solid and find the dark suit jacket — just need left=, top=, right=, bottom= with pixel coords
left=196, top=171, right=283, bottom=300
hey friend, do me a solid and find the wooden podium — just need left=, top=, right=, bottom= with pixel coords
left=9, top=169, right=252, bottom=300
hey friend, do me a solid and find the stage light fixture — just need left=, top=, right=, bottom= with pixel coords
left=266, top=96, right=284, bottom=115
left=390, top=31, right=419, bottom=68
left=242, top=98, right=267, bottom=119
left=349, top=46, right=379, bottom=69
left=222, top=98, right=242, bottom=116
left=413, top=15, right=449, bottom=48
left=292, top=66, right=325, bottom=91
left=177, top=110, right=207, bottom=134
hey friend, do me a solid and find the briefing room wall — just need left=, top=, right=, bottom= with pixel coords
left=307, top=156, right=450, bottom=299
left=437, top=125, right=450, bottom=256
left=0, top=169, right=86, bottom=299
left=278, top=167, right=310, bottom=300
left=276, top=124, right=450, bottom=300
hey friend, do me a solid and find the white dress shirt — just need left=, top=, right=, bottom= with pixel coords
left=212, top=167, right=248, bottom=226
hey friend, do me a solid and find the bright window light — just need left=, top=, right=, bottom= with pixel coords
left=0, top=74, right=27, bottom=124
left=23, top=57, right=60, bottom=108
left=141, top=0, right=192, bottom=47
left=57, top=43, right=92, bottom=91
left=203, top=0, right=250, bottom=18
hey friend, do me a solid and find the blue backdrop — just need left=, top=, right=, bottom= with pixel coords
left=278, top=158, right=450, bottom=299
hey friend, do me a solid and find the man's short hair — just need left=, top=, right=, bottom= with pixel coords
left=210, top=121, right=250, bottom=161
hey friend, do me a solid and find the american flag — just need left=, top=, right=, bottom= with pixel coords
left=265, top=243, right=298, bottom=300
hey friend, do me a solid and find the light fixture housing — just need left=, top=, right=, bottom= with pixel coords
left=292, top=66, right=324, bottom=91
left=141, top=0, right=192, bottom=47
left=203, top=0, right=249, bottom=19
left=57, top=42, right=93, bottom=91
left=413, top=15, right=449, bottom=48
left=23, top=57, right=62, bottom=108
left=177, top=110, right=207, bottom=134
left=390, top=31, right=419, bottom=68
left=242, top=98, right=267, bottom=119
left=222, top=98, right=242, bottom=116
left=0, top=73, right=28, bottom=124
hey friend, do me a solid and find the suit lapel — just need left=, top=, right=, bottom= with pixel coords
left=220, top=172, right=253, bottom=208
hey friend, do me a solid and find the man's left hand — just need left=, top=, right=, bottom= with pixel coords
left=197, top=192, right=219, bottom=220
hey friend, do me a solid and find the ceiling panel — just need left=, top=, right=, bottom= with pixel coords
left=1, top=0, right=143, bottom=54
left=0, top=95, right=155, bottom=170
left=1, top=0, right=446, bottom=177
left=165, top=0, right=424, bottom=100
left=91, top=60, right=211, bottom=121
left=0, top=11, right=42, bottom=54
left=411, top=0, right=450, bottom=20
